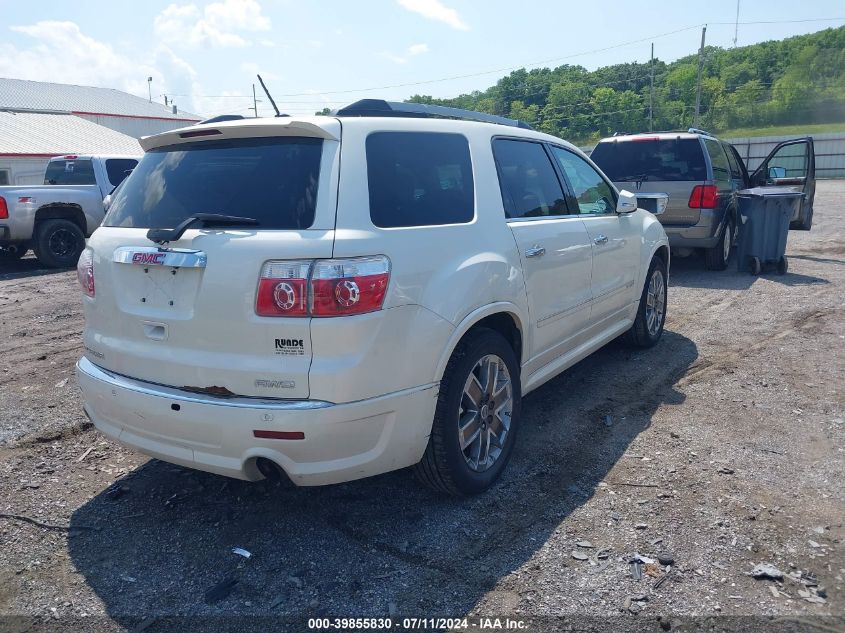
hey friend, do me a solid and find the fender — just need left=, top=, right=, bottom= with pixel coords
left=433, top=301, right=528, bottom=383
left=634, top=212, right=671, bottom=298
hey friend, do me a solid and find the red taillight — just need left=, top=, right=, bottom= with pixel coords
left=310, top=257, right=390, bottom=317
left=76, top=249, right=95, bottom=297
left=255, top=261, right=310, bottom=317
left=255, top=256, right=391, bottom=318
left=688, top=184, right=718, bottom=209
left=0, top=197, right=7, bottom=220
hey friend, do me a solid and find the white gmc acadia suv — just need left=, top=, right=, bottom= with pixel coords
left=75, top=100, right=669, bottom=496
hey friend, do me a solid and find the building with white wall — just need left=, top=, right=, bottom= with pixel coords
left=0, top=78, right=201, bottom=185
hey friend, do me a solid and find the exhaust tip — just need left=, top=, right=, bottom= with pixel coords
left=254, top=457, right=294, bottom=487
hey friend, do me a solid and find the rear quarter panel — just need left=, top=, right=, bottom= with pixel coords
left=321, top=119, right=530, bottom=399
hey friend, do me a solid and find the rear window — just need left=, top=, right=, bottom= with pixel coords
left=590, top=138, right=707, bottom=182
left=105, top=158, right=138, bottom=188
left=104, top=137, right=322, bottom=230
left=44, top=159, right=96, bottom=185
left=366, top=132, right=474, bottom=228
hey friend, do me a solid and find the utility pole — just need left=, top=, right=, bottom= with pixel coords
left=252, top=83, right=259, bottom=118
left=733, top=0, right=741, bottom=47
left=147, top=77, right=153, bottom=103
left=649, top=43, right=655, bottom=132
left=694, top=25, right=706, bottom=128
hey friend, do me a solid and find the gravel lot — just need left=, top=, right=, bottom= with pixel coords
left=1, top=182, right=843, bottom=632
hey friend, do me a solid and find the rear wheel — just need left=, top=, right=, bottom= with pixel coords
left=414, top=328, right=521, bottom=496
left=703, top=218, right=733, bottom=271
left=777, top=256, right=788, bottom=275
left=626, top=255, right=667, bottom=348
left=33, top=219, right=85, bottom=268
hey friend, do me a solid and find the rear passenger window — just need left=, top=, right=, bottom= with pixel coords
left=492, top=139, right=568, bottom=218
left=366, top=132, right=474, bottom=228
left=105, top=158, right=138, bottom=188
left=704, top=139, right=731, bottom=186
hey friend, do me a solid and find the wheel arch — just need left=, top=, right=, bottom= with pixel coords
left=434, top=303, right=527, bottom=383
left=34, top=204, right=87, bottom=234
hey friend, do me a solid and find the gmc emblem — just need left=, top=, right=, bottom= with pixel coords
left=132, top=252, right=167, bottom=265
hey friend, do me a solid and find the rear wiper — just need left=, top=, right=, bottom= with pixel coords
left=146, top=213, right=259, bottom=245
left=616, top=174, right=650, bottom=182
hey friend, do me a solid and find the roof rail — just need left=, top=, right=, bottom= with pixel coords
left=197, top=114, right=246, bottom=125
left=687, top=127, right=715, bottom=137
left=333, top=99, right=534, bottom=130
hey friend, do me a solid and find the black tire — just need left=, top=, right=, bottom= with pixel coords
left=750, top=256, right=762, bottom=275
left=414, top=328, right=521, bottom=496
left=626, top=255, right=668, bottom=349
left=33, top=219, right=85, bottom=268
left=703, top=218, right=734, bottom=271
left=777, top=256, right=788, bottom=275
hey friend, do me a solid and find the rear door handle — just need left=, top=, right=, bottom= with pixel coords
left=594, top=234, right=609, bottom=245
left=524, top=245, right=546, bottom=258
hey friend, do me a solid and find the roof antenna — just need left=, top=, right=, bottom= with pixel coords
left=256, top=74, right=281, bottom=117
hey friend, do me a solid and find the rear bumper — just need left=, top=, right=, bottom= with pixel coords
left=664, top=209, right=725, bottom=249
left=76, top=357, right=438, bottom=486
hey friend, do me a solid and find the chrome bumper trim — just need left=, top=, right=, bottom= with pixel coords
left=76, top=357, right=333, bottom=410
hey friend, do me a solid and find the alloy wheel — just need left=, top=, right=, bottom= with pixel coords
left=458, top=354, right=513, bottom=472
left=645, top=269, right=666, bottom=336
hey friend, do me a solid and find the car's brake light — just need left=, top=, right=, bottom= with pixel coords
left=688, top=184, right=719, bottom=209
left=256, top=261, right=311, bottom=317
left=77, top=248, right=95, bottom=297
left=311, top=256, right=390, bottom=317
left=0, top=197, right=7, bottom=220
left=255, top=256, right=391, bottom=318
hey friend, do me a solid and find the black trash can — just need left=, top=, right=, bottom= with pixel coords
left=736, top=187, right=803, bottom=275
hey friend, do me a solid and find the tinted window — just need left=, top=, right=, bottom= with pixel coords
left=366, top=132, right=474, bottom=228
left=550, top=147, right=617, bottom=215
left=104, top=137, right=322, bottom=229
left=590, top=138, right=707, bottom=182
left=105, top=158, right=138, bottom=187
left=492, top=139, right=568, bottom=218
left=44, top=159, right=96, bottom=185
left=703, top=139, right=731, bottom=186
left=0, top=170, right=8, bottom=186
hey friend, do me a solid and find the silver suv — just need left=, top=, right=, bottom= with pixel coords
left=591, top=129, right=815, bottom=270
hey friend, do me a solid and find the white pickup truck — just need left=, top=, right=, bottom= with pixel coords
left=0, top=154, right=139, bottom=267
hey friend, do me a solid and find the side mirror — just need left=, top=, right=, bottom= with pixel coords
left=616, top=189, right=638, bottom=214
left=768, top=166, right=787, bottom=179
left=634, top=192, right=669, bottom=215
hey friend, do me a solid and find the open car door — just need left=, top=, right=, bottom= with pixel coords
left=749, top=137, right=816, bottom=230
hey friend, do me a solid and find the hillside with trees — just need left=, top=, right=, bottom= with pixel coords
left=406, top=26, right=845, bottom=143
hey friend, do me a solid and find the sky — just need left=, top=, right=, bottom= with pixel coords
left=1, top=0, right=844, bottom=119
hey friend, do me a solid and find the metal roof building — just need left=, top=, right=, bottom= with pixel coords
left=0, top=78, right=200, bottom=138
left=0, top=78, right=201, bottom=185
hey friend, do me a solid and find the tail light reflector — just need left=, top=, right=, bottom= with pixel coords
left=0, top=197, right=7, bottom=219
left=77, top=248, right=95, bottom=297
left=688, top=184, right=718, bottom=209
left=255, top=256, right=391, bottom=318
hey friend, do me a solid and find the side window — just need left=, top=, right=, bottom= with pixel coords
left=550, top=146, right=617, bottom=215
left=0, top=169, right=9, bottom=185
left=703, top=139, right=731, bottom=186
left=366, top=132, right=474, bottom=228
left=105, top=159, right=138, bottom=188
left=723, top=143, right=743, bottom=182
left=492, top=139, right=568, bottom=218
